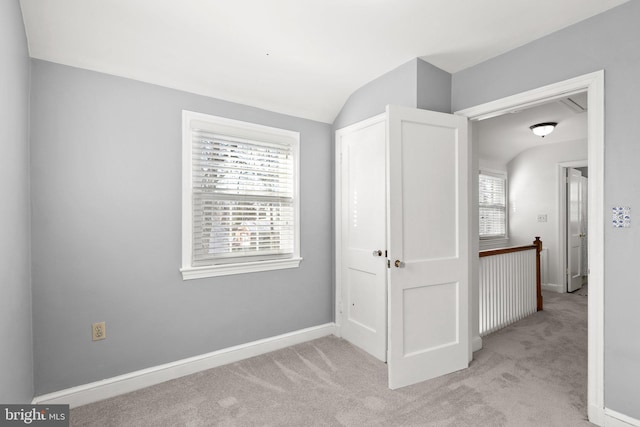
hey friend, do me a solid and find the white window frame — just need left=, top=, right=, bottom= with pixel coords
left=479, top=170, right=508, bottom=240
left=181, top=110, right=302, bottom=280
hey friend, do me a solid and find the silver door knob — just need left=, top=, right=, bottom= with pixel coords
left=373, top=250, right=383, bottom=257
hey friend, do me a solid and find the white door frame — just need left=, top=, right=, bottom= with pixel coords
left=558, top=161, right=588, bottom=294
left=455, top=70, right=605, bottom=425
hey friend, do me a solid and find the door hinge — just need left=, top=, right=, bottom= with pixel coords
left=385, top=250, right=388, bottom=258
left=387, top=259, right=391, bottom=268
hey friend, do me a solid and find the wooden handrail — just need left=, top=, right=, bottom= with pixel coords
left=478, top=237, right=543, bottom=312
left=479, top=244, right=537, bottom=257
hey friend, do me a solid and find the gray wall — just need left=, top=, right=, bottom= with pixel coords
left=507, top=140, right=587, bottom=289
left=452, top=1, right=640, bottom=417
left=30, top=60, right=333, bottom=395
left=333, top=58, right=418, bottom=130
left=0, top=0, right=34, bottom=403
left=417, top=58, right=451, bottom=113
left=333, top=58, right=452, bottom=130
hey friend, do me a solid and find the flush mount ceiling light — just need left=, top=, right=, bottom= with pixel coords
left=529, top=122, right=557, bottom=138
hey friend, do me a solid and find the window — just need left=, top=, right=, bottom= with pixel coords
left=181, top=111, right=301, bottom=279
left=479, top=172, right=507, bottom=239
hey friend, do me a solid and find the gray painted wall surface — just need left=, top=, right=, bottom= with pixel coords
left=507, top=140, right=587, bottom=289
left=30, top=60, right=333, bottom=395
left=333, top=59, right=418, bottom=130
left=0, top=0, right=34, bottom=403
left=452, top=1, right=640, bottom=417
left=333, top=58, right=453, bottom=131
left=416, top=58, right=451, bottom=114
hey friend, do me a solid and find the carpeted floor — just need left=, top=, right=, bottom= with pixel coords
left=575, top=280, right=588, bottom=296
left=70, top=291, right=589, bottom=426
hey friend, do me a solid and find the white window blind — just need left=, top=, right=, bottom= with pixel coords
left=181, top=111, right=301, bottom=279
left=192, top=132, right=294, bottom=264
left=479, top=172, right=506, bottom=238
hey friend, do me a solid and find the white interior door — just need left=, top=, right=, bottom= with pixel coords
left=387, top=105, right=469, bottom=389
left=337, top=115, right=387, bottom=361
left=567, top=168, right=583, bottom=292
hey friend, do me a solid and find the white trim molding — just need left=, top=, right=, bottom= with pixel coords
left=456, top=70, right=605, bottom=426
left=181, top=257, right=303, bottom=280
left=32, top=323, right=336, bottom=408
left=541, top=283, right=563, bottom=293
left=604, top=409, right=640, bottom=427
left=471, top=335, right=483, bottom=353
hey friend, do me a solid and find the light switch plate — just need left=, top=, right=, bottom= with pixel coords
left=537, top=214, right=548, bottom=223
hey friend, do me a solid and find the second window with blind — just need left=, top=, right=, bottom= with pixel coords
left=181, top=110, right=301, bottom=279
left=479, top=171, right=507, bottom=240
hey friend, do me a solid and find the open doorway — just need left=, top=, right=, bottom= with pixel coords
left=456, top=71, right=605, bottom=422
left=472, top=91, right=588, bottom=296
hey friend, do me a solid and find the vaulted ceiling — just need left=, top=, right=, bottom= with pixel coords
left=19, top=0, right=627, bottom=123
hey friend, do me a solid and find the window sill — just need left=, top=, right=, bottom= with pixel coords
left=181, top=257, right=303, bottom=280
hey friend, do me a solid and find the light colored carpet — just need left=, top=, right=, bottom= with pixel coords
left=70, top=291, right=590, bottom=426
left=575, top=280, right=588, bottom=296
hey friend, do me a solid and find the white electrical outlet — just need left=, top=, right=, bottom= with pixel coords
left=537, top=214, right=548, bottom=223
left=92, top=322, right=106, bottom=341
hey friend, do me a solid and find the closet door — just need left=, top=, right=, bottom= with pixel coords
left=387, top=105, right=470, bottom=389
left=337, top=115, right=388, bottom=361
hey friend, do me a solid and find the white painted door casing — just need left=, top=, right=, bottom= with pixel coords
left=455, top=71, right=604, bottom=424
left=580, top=175, right=588, bottom=277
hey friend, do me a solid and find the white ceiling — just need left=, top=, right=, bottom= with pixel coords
left=477, top=93, right=588, bottom=167
left=19, top=0, right=628, bottom=123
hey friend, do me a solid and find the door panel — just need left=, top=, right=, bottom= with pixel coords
left=387, top=105, right=469, bottom=389
left=400, top=123, right=458, bottom=260
left=347, top=268, right=378, bottom=331
left=338, top=115, right=387, bottom=361
left=567, top=168, right=583, bottom=292
left=403, top=281, right=458, bottom=355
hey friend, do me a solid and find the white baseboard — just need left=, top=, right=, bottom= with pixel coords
left=32, top=323, right=336, bottom=408
left=472, top=335, right=483, bottom=352
left=541, top=282, right=563, bottom=293
left=604, top=408, right=640, bottom=427
left=590, top=404, right=605, bottom=426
